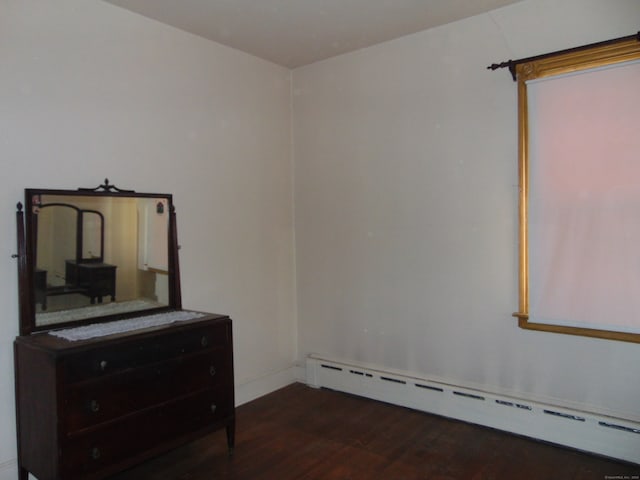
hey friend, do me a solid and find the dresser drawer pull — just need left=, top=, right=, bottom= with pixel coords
left=209, top=366, right=216, bottom=377
left=201, top=336, right=209, bottom=347
left=211, top=403, right=217, bottom=414
left=89, top=399, right=100, bottom=413
left=91, top=447, right=101, bottom=460
left=99, top=360, right=108, bottom=372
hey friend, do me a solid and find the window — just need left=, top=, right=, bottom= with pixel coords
left=513, top=35, right=640, bottom=342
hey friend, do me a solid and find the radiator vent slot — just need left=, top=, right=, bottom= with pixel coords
left=415, top=383, right=444, bottom=392
left=321, top=364, right=342, bottom=371
left=380, top=376, right=406, bottom=385
left=495, top=399, right=532, bottom=411
left=453, top=391, right=485, bottom=401
left=599, top=422, right=640, bottom=435
left=543, top=410, right=586, bottom=422
left=350, top=370, right=364, bottom=376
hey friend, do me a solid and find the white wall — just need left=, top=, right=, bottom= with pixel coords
left=0, top=0, right=296, bottom=474
left=294, top=0, right=640, bottom=423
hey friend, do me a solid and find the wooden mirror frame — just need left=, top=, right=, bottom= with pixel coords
left=16, top=180, right=182, bottom=335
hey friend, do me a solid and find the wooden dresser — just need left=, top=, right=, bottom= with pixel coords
left=14, top=182, right=234, bottom=479
left=14, top=314, right=234, bottom=480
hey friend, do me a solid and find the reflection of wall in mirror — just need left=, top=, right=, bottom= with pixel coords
left=156, top=273, right=169, bottom=304
left=81, top=212, right=102, bottom=259
left=109, top=197, right=138, bottom=301
left=137, top=198, right=169, bottom=303
left=37, top=197, right=78, bottom=287
left=36, top=207, right=57, bottom=282
left=78, top=196, right=138, bottom=302
left=137, top=198, right=168, bottom=272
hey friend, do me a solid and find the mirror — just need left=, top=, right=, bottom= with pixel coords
left=22, top=184, right=178, bottom=331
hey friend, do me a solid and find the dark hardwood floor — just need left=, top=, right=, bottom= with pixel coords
left=110, top=382, right=639, bottom=480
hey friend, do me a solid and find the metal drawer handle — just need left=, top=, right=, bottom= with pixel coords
left=89, top=400, right=100, bottom=413
left=209, top=366, right=216, bottom=377
left=201, top=336, right=209, bottom=347
left=211, top=403, right=217, bottom=414
left=91, top=447, right=101, bottom=460
left=99, top=360, right=108, bottom=372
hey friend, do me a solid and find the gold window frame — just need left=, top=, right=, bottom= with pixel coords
left=513, top=36, right=640, bottom=343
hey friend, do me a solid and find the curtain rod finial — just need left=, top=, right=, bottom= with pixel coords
left=486, top=60, right=511, bottom=71
left=487, top=60, right=517, bottom=81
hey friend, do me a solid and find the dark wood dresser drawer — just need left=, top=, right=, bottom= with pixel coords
left=14, top=314, right=235, bottom=480
left=64, top=347, right=232, bottom=432
left=62, top=321, right=230, bottom=382
left=62, top=387, right=232, bottom=478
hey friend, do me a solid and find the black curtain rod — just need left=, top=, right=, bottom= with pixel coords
left=487, top=31, right=640, bottom=81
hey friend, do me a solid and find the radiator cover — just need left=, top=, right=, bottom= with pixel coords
left=306, top=354, right=640, bottom=465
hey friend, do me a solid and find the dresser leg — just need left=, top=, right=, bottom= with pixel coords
left=226, top=421, right=235, bottom=456
left=18, top=465, right=28, bottom=480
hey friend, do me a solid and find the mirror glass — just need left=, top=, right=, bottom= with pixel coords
left=30, top=192, right=172, bottom=328
left=81, top=210, right=103, bottom=261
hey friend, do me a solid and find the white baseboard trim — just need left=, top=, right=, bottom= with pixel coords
left=306, top=354, right=640, bottom=465
left=235, top=365, right=298, bottom=406
left=293, top=362, right=306, bottom=383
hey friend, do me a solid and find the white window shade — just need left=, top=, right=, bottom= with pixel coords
left=526, top=60, right=640, bottom=334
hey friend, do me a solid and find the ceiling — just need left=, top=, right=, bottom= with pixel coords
left=102, top=0, right=524, bottom=68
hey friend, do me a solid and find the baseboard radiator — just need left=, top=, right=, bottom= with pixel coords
left=305, top=355, right=640, bottom=465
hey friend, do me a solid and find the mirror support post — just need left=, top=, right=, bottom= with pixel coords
left=16, top=203, right=33, bottom=336
left=169, top=204, right=182, bottom=310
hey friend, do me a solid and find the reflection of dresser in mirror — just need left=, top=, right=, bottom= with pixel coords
left=34, top=268, right=47, bottom=310
left=34, top=203, right=119, bottom=311
left=65, top=260, right=117, bottom=304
